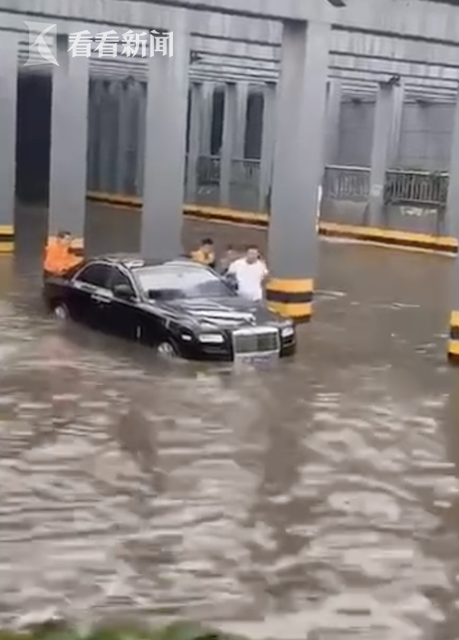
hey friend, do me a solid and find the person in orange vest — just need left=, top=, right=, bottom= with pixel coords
left=43, top=230, right=84, bottom=277
left=190, top=238, right=216, bottom=268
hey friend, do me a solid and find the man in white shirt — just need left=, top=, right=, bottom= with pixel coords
left=227, top=244, right=268, bottom=301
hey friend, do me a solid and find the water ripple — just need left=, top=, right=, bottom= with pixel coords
left=0, top=255, right=456, bottom=639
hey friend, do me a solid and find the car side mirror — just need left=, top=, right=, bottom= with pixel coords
left=114, top=283, right=134, bottom=300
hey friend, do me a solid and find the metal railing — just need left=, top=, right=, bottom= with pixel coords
left=322, top=165, right=371, bottom=201
left=195, top=156, right=261, bottom=189
left=322, top=165, right=449, bottom=208
left=197, top=155, right=220, bottom=185
left=91, top=147, right=452, bottom=211
left=230, top=158, right=260, bottom=211
left=384, top=170, right=449, bottom=206
left=231, top=159, right=260, bottom=187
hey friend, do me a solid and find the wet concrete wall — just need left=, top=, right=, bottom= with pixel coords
left=338, top=99, right=455, bottom=171
left=321, top=198, right=444, bottom=234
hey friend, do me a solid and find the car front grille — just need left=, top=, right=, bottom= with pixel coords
left=232, top=327, right=280, bottom=356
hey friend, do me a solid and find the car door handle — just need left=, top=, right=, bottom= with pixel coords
left=91, top=292, right=112, bottom=304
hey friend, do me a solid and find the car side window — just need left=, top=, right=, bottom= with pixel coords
left=75, top=263, right=113, bottom=288
left=110, top=268, right=136, bottom=298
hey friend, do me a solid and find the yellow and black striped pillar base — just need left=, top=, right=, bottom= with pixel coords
left=0, top=225, right=14, bottom=254
left=266, top=278, right=313, bottom=322
left=448, top=311, right=459, bottom=361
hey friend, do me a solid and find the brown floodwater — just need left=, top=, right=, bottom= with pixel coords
left=1, top=203, right=459, bottom=639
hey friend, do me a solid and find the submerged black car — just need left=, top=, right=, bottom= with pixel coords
left=42, top=254, right=296, bottom=361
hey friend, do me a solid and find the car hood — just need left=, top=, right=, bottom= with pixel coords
left=156, top=297, right=281, bottom=328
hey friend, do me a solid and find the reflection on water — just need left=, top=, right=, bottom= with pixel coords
left=0, top=232, right=458, bottom=639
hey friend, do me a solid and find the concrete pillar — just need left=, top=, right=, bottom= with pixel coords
left=446, top=90, right=459, bottom=362
left=234, top=82, right=249, bottom=159
left=141, top=12, right=189, bottom=258
left=0, top=32, right=18, bottom=234
left=200, top=82, right=213, bottom=156
left=86, top=80, right=97, bottom=192
left=367, top=82, right=396, bottom=226
left=98, top=82, right=110, bottom=192
left=99, top=81, right=120, bottom=194
left=219, top=82, right=237, bottom=207
left=49, top=33, right=89, bottom=241
left=388, top=81, right=405, bottom=168
left=89, top=79, right=104, bottom=193
left=185, top=82, right=203, bottom=203
left=258, top=82, right=276, bottom=212
left=116, top=80, right=131, bottom=194
left=325, top=78, right=341, bottom=166
left=266, top=20, right=330, bottom=322
left=124, top=80, right=140, bottom=195
left=136, top=81, right=147, bottom=197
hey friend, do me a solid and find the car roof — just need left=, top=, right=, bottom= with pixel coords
left=90, top=253, right=203, bottom=270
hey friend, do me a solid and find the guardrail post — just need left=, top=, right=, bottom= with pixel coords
left=368, top=82, right=397, bottom=225
left=86, top=79, right=99, bottom=192
left=98, top=80, right=118, bottom=194
left=125, top=80, right=142, bottom=196
left=135, top=80, right=147, bottom=197
left=234, top=81, right=249, bottom=159
left=259, top=82, right=276, bottom=212
left=116, top=79, right=131, bottom=195
left=325, top=79, right=342, bottom=166
left=185, top=82, right=203, bottom=203
left=388, top=81, right=405, bottom=168
left=200, top=81, right=214, bottom=156
left=219, top=82, right=237, bottom=207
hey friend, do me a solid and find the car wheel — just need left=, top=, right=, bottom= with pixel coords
left=53, top=303, right=69, bottom=321
left=157, top=341, right=178, bottom=358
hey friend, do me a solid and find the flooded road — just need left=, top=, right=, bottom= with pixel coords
left=2, top=203, right=459, bottom=638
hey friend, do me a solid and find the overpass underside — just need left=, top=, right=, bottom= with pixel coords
left=2, top=0, right=459, bottom=358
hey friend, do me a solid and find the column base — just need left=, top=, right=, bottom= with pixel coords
left=266, top=278, right=313, bottom=322
left=0, top=225, right=14, bottom=253
left=448, top=311, right=459, bottom=362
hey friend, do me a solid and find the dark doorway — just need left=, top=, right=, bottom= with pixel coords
left=16, top=71, right=52, bottom=204
left=245, top=91, right=263, bottom=159
left=210, top=88, right=223, bottom=155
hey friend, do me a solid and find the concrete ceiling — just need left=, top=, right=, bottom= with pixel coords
left=5, top=1, right=459, bottom=72
left=112, top=0, right=459, bottom=43
left=4, top=0, right=459, bottom=48
left=17, top=38, right=459, bottom=101
left=9, top=0, right=459, bottom=103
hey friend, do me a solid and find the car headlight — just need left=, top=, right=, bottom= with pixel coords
left=199, top=333, right=224, bottom=343
left=280, top=324, right=295, bottom=338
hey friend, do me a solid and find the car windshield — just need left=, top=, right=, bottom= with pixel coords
left=134, top=264, right=235, bottom=300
